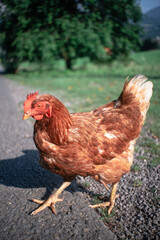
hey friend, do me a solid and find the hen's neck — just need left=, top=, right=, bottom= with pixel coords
left=35, top=100, right=73, bottom=145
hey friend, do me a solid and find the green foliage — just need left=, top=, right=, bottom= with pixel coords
left=0, top=0, right=142, bottom=71
left=132, top=179, right=143, bottom=187
left=149, top=158, right=160, bottom=167
left=82, top=181, right=90, bottom=188
left=15, top=30, right=57, bottom=63
left=131, top=163, right=141, bottom=172
left=55, top=15, right=112, bottom=62
left=137, top=134, right=160, bottom=168
left=139, top=137, right=160, bottom=156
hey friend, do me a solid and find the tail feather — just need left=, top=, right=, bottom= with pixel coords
left=121, top=75, right=153, bottom=119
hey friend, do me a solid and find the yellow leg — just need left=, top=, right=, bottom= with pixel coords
left=31, top=181, right=71, bottom=215
left=89, top=182, right=119, bottom=214
left=108, top=182, right=119, bottom=214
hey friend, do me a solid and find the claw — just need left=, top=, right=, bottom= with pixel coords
left=108, top=194, right=119, bottom=214
left=89, top=202, right=110, bottom=209
left=89, top=194, right=119, bottom=214
left=29, top=182, right=71, bottom=216
left=30, top=196, right=64, bottom=215
left=50, top=203, right=56, bottom=215
left=31, top=182, right=71, bottom=215
left=31, top=199, right=45, bottom=204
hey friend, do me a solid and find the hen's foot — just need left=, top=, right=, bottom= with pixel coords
left=89, top=194, right=119, bottom=214
left=31, top=193, right=63, bottom=215
left=30, top=181, right=71, bottom=216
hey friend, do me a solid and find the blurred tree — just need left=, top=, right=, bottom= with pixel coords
left=0, top=0, right=142, bottom=72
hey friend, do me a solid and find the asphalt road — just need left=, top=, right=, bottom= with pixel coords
left=0, top=76, right=116, bottom=240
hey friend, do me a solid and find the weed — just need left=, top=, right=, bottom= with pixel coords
left=149, top=157, right=160, bottom=167
left=90, top=196, right=102, bottom=205
left=137, top=155, right=148, bottom=160
left=99, top=207, right=115, bottom=224
left=132, top=179, right=143, bottom=187
left=90, top=196, right=115, bottom=225
left=134, top=146, right=139, bottom=152
left=151, top=187, right=156, bottom=193
left=131, top=163, right=141, bottom=172
left=82, top=181, right=90, bottom=188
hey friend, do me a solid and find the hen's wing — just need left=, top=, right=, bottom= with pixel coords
left=68, top=100, right=141, bottom=161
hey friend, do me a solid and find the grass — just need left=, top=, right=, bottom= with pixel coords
left=82, top=181, right=90, bottom=188
left=90, top=196, right=115, bottom=224
left=7, top=49, right=160, bottom=138
left=150, top=157, right=160, bottom=167
left=137, top=155, right=148, bottom=160
left=132, top=179, right=143, bottom=187
left=139, top=137, right=160, bottom=155
left=131, top=163, right=141, bottom=172
left=138, top=136, right=160, bottom=167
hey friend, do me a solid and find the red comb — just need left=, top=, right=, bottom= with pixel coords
left=27, top=91, right=38, bottom=100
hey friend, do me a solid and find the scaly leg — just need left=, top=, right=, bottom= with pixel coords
left=89, top=182, right=119, bottom=214
left=31, top=181, right=71, bottom=215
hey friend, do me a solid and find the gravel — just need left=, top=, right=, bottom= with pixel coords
left=1, top=76, right=160, bottom=240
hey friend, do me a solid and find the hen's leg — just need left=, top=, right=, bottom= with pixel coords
left=31, top=181, right=71, bottom=215
left=89, top=182, right=119, bottom=214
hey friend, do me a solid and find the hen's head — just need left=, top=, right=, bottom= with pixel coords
left=23, top=92, right=52, bottom=120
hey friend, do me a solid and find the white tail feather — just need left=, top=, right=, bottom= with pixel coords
left=124, top=75, right=153, bottom=119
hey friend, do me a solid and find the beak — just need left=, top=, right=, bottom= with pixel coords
left=23, top=113, right=30, bottom=120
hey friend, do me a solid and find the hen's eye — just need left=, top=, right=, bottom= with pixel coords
left=37, top=104, right=41, bottom=107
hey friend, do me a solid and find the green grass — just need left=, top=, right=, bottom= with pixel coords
left=7, top=49, right=160, bottom=138
left=82, top=180, right=90, bottom=188
left=150, top=157, right=160, bottom=167
left=137, top=155, right=148, bottom=160
left=131, top=163, right=141, bottom=172
left=90, top=196, right=115, bottom=224
left=132, top=179, right=143, bottom=187
left=137, top=136, right=160, bottom=167
left=139, top=137, right=160, bottom=156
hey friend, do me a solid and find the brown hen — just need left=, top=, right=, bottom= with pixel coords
left=23, top=75, right=153, bottom=215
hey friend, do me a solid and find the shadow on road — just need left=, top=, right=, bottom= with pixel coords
left=0, top=150, right=81, bottom=199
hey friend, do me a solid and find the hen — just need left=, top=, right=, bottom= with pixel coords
left=23, top=75, right=153, bottom=215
